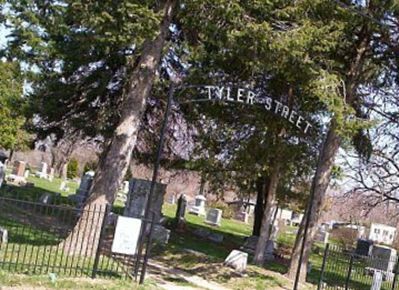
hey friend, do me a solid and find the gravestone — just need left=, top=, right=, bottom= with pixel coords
left=69, top=171, right=95, bottom=205
left=175, top=194, right=187, bottom=225
left=7, top=161, right=26, bottom=184
left=205, top=208, right=222, bottom=227
left=224, top=250, right=248, bottom=272
left=61, top=164, right=68, bottom=180
left=188, top=195, right=206, bottom=216
left=0, top=162, right=5, bottom=188
left=193, top=228, right=211, bottom=239
left=208, top=232, right=224, bottom=243
left=152, top=225, right=171, bottom=245
left=12, top=161, right=26, bottom=177
left=241, top=236, right=276, bottom=260
left=37, top=162, right=48, bottom=179
left=24, top=170, right=30, bottom=178
left=59, top=181, right=69, bottom=191
left=39, top=193, right=53, bottom=205
left=355, top=239, right=373, bottom=256
left=368, top=245, right=397, bottom=276
left=122, top=181, right=129, bottom=194
left=167, top=194, right=176, bottom=204
left=265, top=240, right=275, bottom=261
left=123, top=178, right=166, bottom=224
left=235, top=211, right=249, bottom=223
left=0, top=227, right=8, bottom=243
left=48, top=168, right=55, bottom=181
left=315, top=230, right=329, bottom=245
left=371, top=271, right=383, bottom=290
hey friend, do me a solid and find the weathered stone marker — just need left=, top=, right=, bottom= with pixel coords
left=175, top=194, right=187, bottom=224
left=205, top=208, right=222, bottom=227
left=68, top=171, right=95, bottom=205
left=188, top=195, right=206, bottom=216
left=224, top=250, right=248, bottom=272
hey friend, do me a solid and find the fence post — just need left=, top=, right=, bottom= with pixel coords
left=345, top=253, right=354, bottom=290
left=91, top=203, right=110, bottom=279
left=392, top=256, right=399, bottom=290
left=318, top=243, right=330, bottom=290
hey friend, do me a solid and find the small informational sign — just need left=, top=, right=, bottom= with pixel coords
left=111, top=216, right=142, bottom=255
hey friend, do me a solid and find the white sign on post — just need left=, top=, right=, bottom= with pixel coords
left=111, top=216, right=142, bottom=255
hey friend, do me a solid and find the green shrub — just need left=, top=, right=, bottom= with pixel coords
left=207, top=200, right=235, bottom=219
left=67, top=159, right=79, bottom=179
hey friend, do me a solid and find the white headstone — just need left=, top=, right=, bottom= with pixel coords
left=48, top=168, right=55, bottom=181
left=0, top=227, right=7, bottom=243
left=224, top=250, right=248, bottom=272
left=371, top=271, right=383, bottom=290
left=24, top=170, right=30, bottom=178
left=188, top=195, right=206, bottom=216
left=112, top=216, right=142, bottom=255
left=205, top=208, right=222, bottom=226
left=122, top=181, right=129, bottom=194
left=0, top=162, right=5, bottom=189
left=40, top=162, right=48, bottom=178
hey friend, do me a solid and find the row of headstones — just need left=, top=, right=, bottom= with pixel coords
left=173, top=194, right=223, bottom=227
left=0, top=160, right=56, bottom=188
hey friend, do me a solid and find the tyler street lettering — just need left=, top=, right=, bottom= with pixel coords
left=204, top=85, right=312, bottom=134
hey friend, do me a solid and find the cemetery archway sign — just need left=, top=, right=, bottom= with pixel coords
left=136, top=82, right=319, bottom=290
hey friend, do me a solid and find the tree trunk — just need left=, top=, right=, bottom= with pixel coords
left=253, top=164, right=281, bottom=265
left=286, top=26, right=370, bottom=283
left=252, top=176, right=269, bottom=236
left=63, top=0, right=177, bottom=255
left=286, top=121, right=341, bottom=281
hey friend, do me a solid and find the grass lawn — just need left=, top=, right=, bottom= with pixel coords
left=0, top=176, right=369, bottom=289
left=0, top=271, right=157, bottom=289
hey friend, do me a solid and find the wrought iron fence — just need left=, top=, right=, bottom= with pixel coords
left=0, top=188, right=136, bottom=279
left=319, top=243, right=399, bottom=290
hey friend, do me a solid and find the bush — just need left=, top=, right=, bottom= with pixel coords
left=330, top=228, right=358, bottom=249
left=207, top=200, right=235, bottom=219
left=67, top=159, right=79, bottom=179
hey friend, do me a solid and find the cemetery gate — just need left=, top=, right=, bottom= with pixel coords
left=318, top=244, right=399, bottom=290
left=0, top=189, right=142, bottom=280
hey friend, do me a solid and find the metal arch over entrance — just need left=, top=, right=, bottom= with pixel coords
left=136, top=83, right=319, bottom=290
left=174, top=84, right=313, bottom=135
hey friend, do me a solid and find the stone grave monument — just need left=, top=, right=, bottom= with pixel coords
left=68, top=171, right=95, bottom=205
left=224, top=250, right=248, bottom=272
left=175, top=194, right=187, bottom=223
left=123, top=178, right=168, bottom=245
left=205, top=208, right=222, bottom=227
left=36, top=162, right=48, bottom=179
left=235, top=211, right=249, bottom=223
left=355, top=239, right=373, bottom=256
left=124, top=178, right=166, bottom=224
left=12, top=161, right=26, bottom=177
left=7, top=161, right=26, bottom=184
left=188, top=195, right=206, bottom=216
left=48, top=168, right=55, bottom=181
left=0, top=227, right=8, bottom=244
left=122, top=181, right=129, bottom=194
left=0, top=162, right=5, bottom=189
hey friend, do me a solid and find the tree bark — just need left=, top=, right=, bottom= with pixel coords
left=253, top=163, right=281, bottom=265
left=252, top=176, right=269, bottom=236
left=286, top=121, right=341, bottom=281
left=286, top=25, right=371, bottom=282
left=63, top=0, right=177, bottom=255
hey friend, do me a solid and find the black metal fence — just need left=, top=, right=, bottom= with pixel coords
left=0, top=189, right=137, bottom=279
left=319, top=243, right=399, bottom=290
